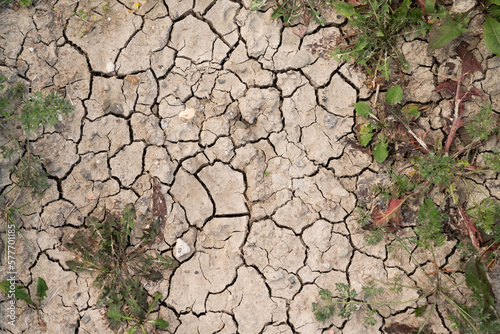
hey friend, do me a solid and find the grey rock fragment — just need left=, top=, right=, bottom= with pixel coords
left=302, top=220, right=352, bottom=271
left=116, top=17, right=172, bottom=75
left=319, top=74, right=356, bottom=116
left=169, top=15, right=217, bottom=64
left=110, top=142, right=145, bottom=186
left=66, top=5, right=141, bottom=73
left=198, top=162, right=247, bottom=215
left=244, top=220, right=306, bottom=273
left=131, top=113, right=165, bottom=145
left=144, top=146, right=175, bottom=184
left=176, top=312, right=237, bottom=333
left=170, top=168, right=213, bottom=227
left=30, top=133, right=78, bottom=178
left=238, top=8, right=281, bottom=59
left=151, top=47, right=175, bottom=78
left=206, top=266, right=287, bottom=334
left=205, top=0, right=240, bottom=47
left=79, top=115, right=130, bottom=156
left=167, top=217, right=247, bottom=313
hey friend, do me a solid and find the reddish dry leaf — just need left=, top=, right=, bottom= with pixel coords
left=462, top=87, right=484, bottom=102
left=292, top=24, right=307, bottom=38
left=435, top=80, right=458, bottom=96
left=456, top=41, right=482, bottom=75
left=384, top=322, right=420, bottom=334
left=458, top=205, right=482, bottom=250
left=371, top=198, right=405, bottom=229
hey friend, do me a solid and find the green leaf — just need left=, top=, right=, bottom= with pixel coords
left=385, top=85, right=403, bottom=105
left=484, top=16, right=500, bottom=56
left=373, top=135, right=389, bottom=163
left=415, top=305, right=427, bottom=317
left=425, top=0, right=436, bottom=14
left=36, top=277, right=48, bottom=302
left=331, top=2, right=356, bottom=19
left=360, top=132, right=375, bottom=147
left=354, top=102, right=372, bottom=118
left=154, top=317, right=169, bottom=329
left=0, top=281, right=35, bottom=305
left=428, top=12, right=468, bottom=51
left=107, top=309, right=128, bottom=322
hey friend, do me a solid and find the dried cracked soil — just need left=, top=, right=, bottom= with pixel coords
left=1, top=0, right=500, bottom=333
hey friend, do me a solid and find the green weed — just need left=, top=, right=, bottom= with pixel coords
left=65, top=204, right=177, bottom=333
left=466, top=104, right=499, bottom=142
left=250, top=0, right=333, bottom=25
left=0, top=277, right=48, bottom=309
left=331, top=0, right=430, bottom=80
left=484, top=150, right=500, bottom=172
left=1, top=75, right=74, bottom=195
left=427, top=0, right=500, bottom=57
left=413, top=153, right=456, bottom=187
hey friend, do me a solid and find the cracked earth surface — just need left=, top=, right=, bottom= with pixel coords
left=1, top=0, right=500, bottom=333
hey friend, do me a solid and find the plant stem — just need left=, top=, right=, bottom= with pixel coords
left=445, top=68, right=464, bottom=154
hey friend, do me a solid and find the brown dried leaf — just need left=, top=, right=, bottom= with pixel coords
left=371, top=198, right=405, bottom=230
left=456, top=41, right=482, bottom=75
left=292, top=24, right=307, bottom=38
left=435, top=80, right=458, bottom=96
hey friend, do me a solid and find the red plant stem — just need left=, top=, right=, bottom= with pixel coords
left=444, top=69, right=464, bottom=153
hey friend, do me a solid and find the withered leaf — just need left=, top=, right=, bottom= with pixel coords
left=456, top=41, right=482, bottom=75
left=371, top=198, right=405, bottom=230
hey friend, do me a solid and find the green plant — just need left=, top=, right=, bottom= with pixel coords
left=427, top=0, right=500, bottom=56
left=414, top=198, right=447, bottom=249
left=0, top=0, right=31, bottom=7
left=64, top=204, right=177, bottom=333
left=0, top=277, right=48, bottom=309
left=250, top=0, right=332, bottom=25
left=331, top=0, right=430, bottom=79
left=1, top=76, right=74, bottom=195
left=466, top=104, right=499, bottom=142
left=354, top=85, right=405, bottom=162
left=484, top=150, right=500, bottom=172
left=372, top=168, right=417, bottom=200
left=317, top=44, right=500, bottom=332
left=450, top=257, right=500, bottom=333
left=467, top=198, right=500, bottom=235
left=313, top=229, right=500, bottom=333
left=413, top=152, right=456, bottom=187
